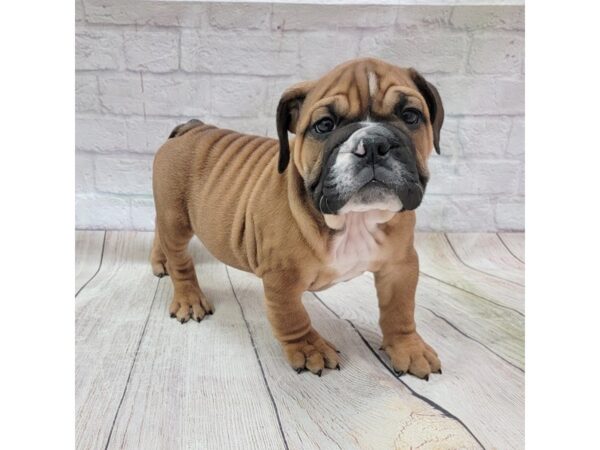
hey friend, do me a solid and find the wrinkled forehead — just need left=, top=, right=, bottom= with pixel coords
left=300, top=61, right=428, bottom=125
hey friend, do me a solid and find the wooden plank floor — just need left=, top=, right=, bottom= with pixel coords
left=75, top=231, right=525, bottom=450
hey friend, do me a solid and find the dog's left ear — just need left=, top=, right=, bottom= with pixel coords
left=276, top=81, right=315, bottom=173
left=409, top=69, right=444, bottom=154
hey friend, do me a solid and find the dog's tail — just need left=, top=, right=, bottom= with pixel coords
left=168, top=119, right=204, bottom=139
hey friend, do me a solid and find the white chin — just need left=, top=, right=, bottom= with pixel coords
left=338, top=196, right=403, bottom=214
left=322, top=195, right=402, bottom=230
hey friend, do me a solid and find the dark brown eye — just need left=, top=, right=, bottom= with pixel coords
left=401, top=108, right=422, bottom=126
left=313, top=117, right=336, bottom=134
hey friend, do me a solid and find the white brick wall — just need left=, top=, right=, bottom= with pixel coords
left=76, top=1, right=524, bottom=231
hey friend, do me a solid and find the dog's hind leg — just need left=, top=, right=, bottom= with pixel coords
left=150, top=218, right=168, bottom=277
left=157, top=209, right=214, bottom=323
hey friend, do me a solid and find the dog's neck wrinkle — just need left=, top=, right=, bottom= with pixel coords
left=332, top=212, right=381, bottom=260
left=327, top=211, right=390, bottom=283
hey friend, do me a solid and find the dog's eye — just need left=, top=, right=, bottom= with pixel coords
left=401, top=109, right=422, bottom=126
left=313, top=117, right=336, bottom=134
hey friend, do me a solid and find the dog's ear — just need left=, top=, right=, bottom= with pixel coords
left=276, top=81, right=315, bottom=173
left=409, top=69, right=444, bottom=154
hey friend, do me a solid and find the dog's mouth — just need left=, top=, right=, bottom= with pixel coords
left=316, top=174, right=424, bottom=216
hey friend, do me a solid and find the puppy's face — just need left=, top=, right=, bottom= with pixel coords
left=277, top=58, right=444, bottom=215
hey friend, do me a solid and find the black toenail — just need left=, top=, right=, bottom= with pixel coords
left=170, top=313, right=176, bottom=318
left=394, top=370, right=405, bottom=377
left=316, top=370, right=322, bottom=377
left=296, top=368, right=304, bottom=374
left=335, top=364, right=340, bottom=370
left=424, top=375, right=429, bottom=381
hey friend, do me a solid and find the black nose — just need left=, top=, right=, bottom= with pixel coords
left=353, top=136, right=391, bottom=159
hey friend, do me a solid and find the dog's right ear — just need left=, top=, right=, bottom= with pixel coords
left=276, top=81, right=315, bottom=173
left=409, top=69, right=445, bottom=155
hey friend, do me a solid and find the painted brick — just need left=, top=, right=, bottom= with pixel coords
left=298, top=32, right=360, bottom=79
left=76, top=116, right=127, bottom=152
left=495, top=198, right=525, bottom=231
left=98, top=73, right=144, bottom=115
left=75, top=3, right=525, bottom=232
left=75, top=29, right=123, bottom=70
left=95, top=156, right=153, bottom=195
left=181, top=31, right=298, bottom=76
left=434, top=76, right=524, bottom=115
left=272, top=5, right=396, bottom=31
left=209, top=3, right=272, bottom=29
left=359, top=32, right=469, bottom=74
left=123, top=30, right=179, bottom=73
left=130, top=197, right=156, bottom=230
left=83, top=0, right=206, bottom=27
left=76, top=153, right=95, bottom=192
left=76, top=74, right=101, bottom=113
left=395, top=6, right=452, bottom=29
left=210, top=76, right=266, bottom=118
left=506, top=116, right=525, bottom=157
left=427, top=159, right=523, bottom=195
left=125, top=118, right=179, bottom=154
left=417, top=195, right=495, bottom=231
left=76, top=194, right=131, bottom=229
left=458, top=116, right=512, bottom=158
left=76, top=0, right=84, bottom=23
left=211, top=116, right=277, bottom=139
left=142, top=74, right=211, bottom=116
left=450, top=6, right=525, bottom=31
left=98, top=73, right=210, bottom=116
left=468, top=33, right=524, bottom=75
left=438, top=116, right=460, bottom=158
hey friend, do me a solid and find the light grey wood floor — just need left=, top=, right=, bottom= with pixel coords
left=75, top=231, right=524, bottom=450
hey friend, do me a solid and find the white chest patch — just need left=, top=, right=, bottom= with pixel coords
left=327, top=210, right=394, bottom=283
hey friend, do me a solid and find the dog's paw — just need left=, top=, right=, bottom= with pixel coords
left=151, top=261, right=168, bottom=278
left=383, top=332, right=441, bottom=380
left=282, top=330, right=340, bottom=376
left=168, top=292, right=213, bottom=324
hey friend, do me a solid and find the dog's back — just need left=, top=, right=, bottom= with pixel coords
left=153, top=120, right=285, bottom=272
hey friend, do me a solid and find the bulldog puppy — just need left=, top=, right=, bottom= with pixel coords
left=151, top=58, right=444, bottom=379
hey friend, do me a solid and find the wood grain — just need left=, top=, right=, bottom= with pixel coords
left=76, top=232, right=160, bottom=450
left=416, top=233, right=524, bottom=313
left=360, top=272, right=524, bottom=369
left=447, top=233, right=525, bottom=285
left=105, top=240, right=286, bottom=450
left=75, top=231, right=525, bottom=449
left=316, top=275, right=524, bottom=450
left=225, top=257, right=482, bottom=450
left=498, top=232, right=525, bottom=263
left=75, top=230, right=105, bottom=295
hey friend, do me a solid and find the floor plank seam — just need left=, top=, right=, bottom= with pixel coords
left=224, top=266, right=290, bottom=450
left=311, top=292, right=486, bottom=450
left=75, top=230, right=107, bottom=298
left=103, top=278, right=161, bottom=450
left=496, top=233, right=525, bottom=264
left=419, top=272, right=525, bottom=317
left=443, top=233, right=524, bottom=288
left=418, top=305, right=524, bottom=373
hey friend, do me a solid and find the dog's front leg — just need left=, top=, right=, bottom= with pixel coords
left=262, top=272, right=340, bottom=376
left=375, top=249, right=441, bottom=380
